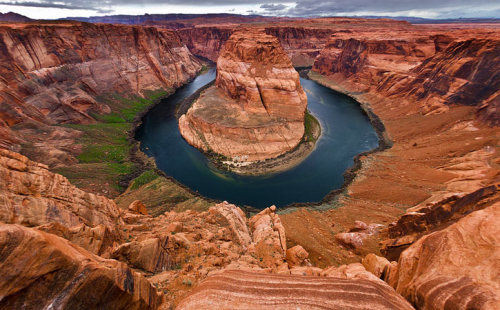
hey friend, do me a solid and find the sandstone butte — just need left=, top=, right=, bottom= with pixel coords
left=179, top=29, right=308, bottom=162
left=0, top=15, right=499, bottom=310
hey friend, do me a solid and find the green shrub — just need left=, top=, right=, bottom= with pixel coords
left=131, top=170, right=160, bottom=190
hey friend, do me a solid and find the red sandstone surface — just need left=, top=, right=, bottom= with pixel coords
left=0, top=16, right=499, bottom=310
left=0, top=21, right=201, bottom=166
left=179, top=29, right=307, bottom=162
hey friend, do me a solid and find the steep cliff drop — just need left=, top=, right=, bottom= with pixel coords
left=179, top=29, right=314, bottom=174
left=0, top=21, right=201, bottom=167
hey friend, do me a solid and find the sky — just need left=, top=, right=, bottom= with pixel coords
left=1, top=0, right=499, bottom=20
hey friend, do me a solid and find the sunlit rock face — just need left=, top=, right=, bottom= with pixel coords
left=179, top=29, right=307, bottom=162
left=313, top=32, right=500, bottom=125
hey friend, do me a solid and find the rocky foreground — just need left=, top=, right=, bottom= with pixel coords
left=179, top=29, right=308, bottom=163
left=0, top=148, right=498, bottom=309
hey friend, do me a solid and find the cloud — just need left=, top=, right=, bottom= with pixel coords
left=0, top=0, right=112, bottom=13
left=260, top=3, right=287, bottom=12
left=284, top=0, right=500, bottom=18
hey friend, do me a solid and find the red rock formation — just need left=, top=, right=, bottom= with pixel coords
left=0, top=21, right=201, bottom=164
left=368, top=203, right=500, bottom=310
left=0, top=148, right=123, bottom=256
left=177, top=269, right=414, bottom=309
left=264, top=26, right=335, bottom=66
left=381, top=184, right=499, bottom=260
left=128, top=200, right=149, bottom=215
left=178, top=25, right=334, bottom=66
left=335, top=221, right=382, bottom=251
left=248, top=205, right=288, bottom=268
left=0, top=223, right=162, bottom=309
left=391, top=204, right=500, bottom=309
left=179, top=29, right=307, bottom=161
left=286, top=245, right=310, bottom=267
left=0, top=148, right=122, bottom=229
left=178, top=26, right=234, bottom=61
left=312, top=31, right=499, bottom=125
left=176, top=18, right=412, bottom=66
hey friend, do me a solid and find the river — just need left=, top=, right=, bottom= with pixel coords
left=136, top=68, right=379, bottom=208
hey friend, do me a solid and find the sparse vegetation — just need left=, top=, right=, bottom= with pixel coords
left=199, top=64, right=209, bottom=74
left=56, top=89, right=170, bottom=194
left=130, top=169, right=161, bottom=190
left=303, top=110, right=320, bottom=143
left=182, top=279, right=193, bottom=287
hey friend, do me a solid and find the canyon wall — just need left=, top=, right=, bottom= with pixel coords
left=178, top=26, right=234, bottom=61
left=0, top=21, right=201, bottom=164
left=312, top=31, right=499, bottom=125
left=178, top=25, right=335, bottom=66
left=177, top=18, right=412, bottom=66
left=179, top=29, right=308, bottom=162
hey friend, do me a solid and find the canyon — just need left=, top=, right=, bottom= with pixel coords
left=0, top=14, right=499, bottom=310
left=179, top=29, right=309, bottom=166
left=0, top=21, right=201, bottom=166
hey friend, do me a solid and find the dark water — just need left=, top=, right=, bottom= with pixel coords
left=136, top=68, right=379, bottom=208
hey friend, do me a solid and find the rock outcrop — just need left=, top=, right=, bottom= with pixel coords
left=335, top=220, right=383, bottom=251
left=0, top=223, right=162, bottom=309
left=381, top=184, right=500, bottom=260
left=178, top=26, right=234, bottom=61
left=179, top=29, right=307, bottom=162
left=248, top=205, right=287, bottom=268
left=0, top=148, right=122, bottom=230
left=0, top=21, right=201, bottom=165
left=176, top=18, right=411, bottom=67
left=367, top=203, right=500, bottom=310
left=391, top=203, right=500, bottom=309
left=0, top=148, right=123, bottom=255
left=178, top=25, right=335, bottom=66
left=177, top=269, right=414, bottom=309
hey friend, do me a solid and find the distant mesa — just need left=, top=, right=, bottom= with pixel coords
left=179, top=29, right=308, bottom=164
left=0, top=12, right=31, bottom=22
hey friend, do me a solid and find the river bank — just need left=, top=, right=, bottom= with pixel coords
left=201, top=109, right=321, bottom=176
left=138, top=68, right=380, bottom=208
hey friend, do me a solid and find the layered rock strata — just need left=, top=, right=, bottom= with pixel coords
left=176, top=18, right=411, bottom=66
left=381, top=184, right=500, bottom=260
left=0, top=148, right=122, bottom=230
left=179, top=29, right=307, bottom=162
left=177, top=269, right=414, bottom=309
left=0, top=223, right=162, bottom=309
left=312, top=33, right=500, bottom=125
left=392, top=204, right=500, bottom=309
left=1, top=147, right=500, bottom=309
left=0, top=21, right=201, bottom=165
left=365, top=202, right=500, bottom=310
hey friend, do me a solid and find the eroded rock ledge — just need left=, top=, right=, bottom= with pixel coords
left=179, top=29, right=310, bottom=168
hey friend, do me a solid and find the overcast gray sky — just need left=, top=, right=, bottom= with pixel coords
left=1, top=0, right=499, bottom=19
